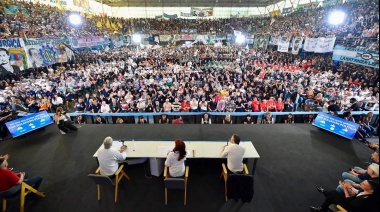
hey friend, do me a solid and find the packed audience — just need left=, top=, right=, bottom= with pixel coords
left=0, top=0, right=378, bottom=43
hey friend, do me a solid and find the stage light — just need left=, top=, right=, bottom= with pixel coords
left=132, top=34, right=142, bottom=43
left=328, top=11, right=345, bottom=25
left=69, top=14, right=82, bottom=26
left=235, top=34, right=246, bottom=44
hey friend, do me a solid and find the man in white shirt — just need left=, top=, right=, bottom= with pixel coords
left=97, top=137, right=127, bottom=176
left=221, top=134, right=245, bottom=173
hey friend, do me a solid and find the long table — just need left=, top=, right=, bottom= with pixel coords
left=93, top=140, right=260, bottom=177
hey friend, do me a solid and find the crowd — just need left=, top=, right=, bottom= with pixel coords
left=0, top=0, right=378, bottom=42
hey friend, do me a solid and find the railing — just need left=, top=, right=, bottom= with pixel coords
left=44, top=111, right=379, bottom=125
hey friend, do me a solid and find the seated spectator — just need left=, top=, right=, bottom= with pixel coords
left=217, top=99, right=226, bottom=112
left=137, top=116, right=147, bottom=124
left=342, top=163, right=379, bottom=184
left=54, top=107, right=78, bottom=134
left=311, top=180, right=378, bottom=212
left=159, top=114, right=170, bottom=124
left=164, top=139, right=186, bottom=177
left=74, top=115, right=87, bottom=124
left=284, top=114, right=294, bottom=124
left=327, top=100, right=341, bottom=112
left=304, top=114, right=315, bottom=124
left=262, top=112, right=274, bottom=124
left=201, top=113, right=211, bottom=124
left=97, top=136, right=127, bottom=176
left=275, top=98, right=284, bottom=112
left=223, top=114, right=233, bottom=124
left=115, top=118, right=125, bottom=124
left=0, top=157, right=43, bottom=193
left=95, top=115, right=106, bottom=124
left=362, top=112, right=376, bottom=137
left=172, top=115, right=184, bottom=124
left=243, top=115, right=254, bottom=124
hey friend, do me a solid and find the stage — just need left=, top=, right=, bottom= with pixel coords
left=0, top=124, right=373, bottom=212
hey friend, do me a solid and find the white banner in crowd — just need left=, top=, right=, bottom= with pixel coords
left=269, top=36, right=279, bottom=45
left=24, top=37, right=73, bottom=68
left=292, top=37, right=304, bottom=55
left=277, top=37, right=291, bottom=52
left=314, top=37, right=336, bottom=53
left=0, top=38, right=28, bottom=71
left=303, top=37, right=318, bottom=52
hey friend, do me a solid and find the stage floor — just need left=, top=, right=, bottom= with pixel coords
left=0, top=124, right=373, bottom=212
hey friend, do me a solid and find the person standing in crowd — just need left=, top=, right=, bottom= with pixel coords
left=97, top=136, right=127, bottom=176
left=201, top=113, right=211, bottom=124
left=221, top=134, right=245, bottom=173
left=165, top=139, right=186, bottom=177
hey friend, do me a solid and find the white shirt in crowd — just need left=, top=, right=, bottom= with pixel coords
left=100, top=104, right=111, bottom=113
left=165, top=151, right=186, bottom=177
left=221, top=143, right=245, bottom=173
left=52, top=96, right=63, bottom=105
left=97, top=148, right=127, bottom=176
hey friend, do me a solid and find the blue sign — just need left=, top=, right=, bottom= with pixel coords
left=313, top=112, right=360, bottom=140
left=6, top=110, right=54, bottom=138
left=332, top=45, right=379, bottom=69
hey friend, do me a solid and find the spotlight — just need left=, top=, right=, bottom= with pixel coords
left=328, top=11, right=345, bottom=25
left=235, top=34, right=246, bottom=44
left=69, top=14, right=82, bottom=26
left=132, top=34, right=142, bottom=43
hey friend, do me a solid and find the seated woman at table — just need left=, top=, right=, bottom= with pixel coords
left=165, top=139, right=186, bottom=177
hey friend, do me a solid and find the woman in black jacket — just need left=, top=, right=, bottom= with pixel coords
left=310, top=179, right=378, bottom=212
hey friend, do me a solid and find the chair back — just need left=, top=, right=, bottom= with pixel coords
left=0, top=185, right=21, bottom=199
left=164, top=178, right=185, bottom=190
left=227, top=174, right=254, bottom=203
left=87, top=174, right=114, bottom=186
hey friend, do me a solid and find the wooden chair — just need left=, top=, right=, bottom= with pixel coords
left=220, top=163, right=249, bottom=201
left=0, top=182, right=46, bottom=212
left=329, top=204, right=348, bottom=212
left=163, top=166, right=189, bottom=205
left=87, top=165, right=130, bottom=203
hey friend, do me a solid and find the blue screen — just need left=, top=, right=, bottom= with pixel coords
left=5, top=110, right=54, bottom=138
left=313, top=112, right=360, bottom=140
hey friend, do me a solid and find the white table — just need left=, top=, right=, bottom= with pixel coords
left=93, top=140, right=260, bottom=177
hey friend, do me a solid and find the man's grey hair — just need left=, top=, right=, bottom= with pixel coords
left=103, top=136, right=113, bottom=149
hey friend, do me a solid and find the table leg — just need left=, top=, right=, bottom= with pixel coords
left=252, top=158, right=258, bottom=175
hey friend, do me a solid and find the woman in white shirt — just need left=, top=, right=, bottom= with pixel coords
left=165, top=139, right=186, bottom=177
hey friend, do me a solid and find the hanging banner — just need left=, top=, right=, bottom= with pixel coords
left=0, top=38, right=27, bottom=73
left=110, top=35, right=126, bottom=48
left=163, top=13, right=178, bottom=19
left=282, top=7, right=293, bottom=14
left=24, top=37, right=72, bottom=67
left=292, top=37, right=304, bottom=55
left=303, top=37, right=318, bottom=52
left=181, top=34, right=196, bottom=40
left=277, top=37, right=291, bottom=52
left=191, top=7, right=213, bottom=17
left=159, top=35, right=172, bottom=42
left=73, top=0, right=89, bottom=9
left=269, top=36, right=279, bottom=45
left=253, top=36, right=269, bottom=49
left=69, top=36, right=108, bottom=49
left=270, top=10, right=281, bottom=17
left=180, top=12, right=192, bottom=17
left=314, top=37, right=336, bottom=53
left=332, top=46, right=379, bottom=69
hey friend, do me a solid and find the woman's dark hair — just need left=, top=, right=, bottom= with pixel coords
left=173, top=139, right=186, bottom=161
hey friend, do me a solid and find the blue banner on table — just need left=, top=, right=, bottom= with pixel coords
left=312, top=112, right=359, bottom=140
left=332, top=45, right=379, bottom=69
left=6, top=110, right=54, bottom=138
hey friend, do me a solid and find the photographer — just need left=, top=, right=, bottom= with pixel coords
left=54, top=107, right=78, bottom=134
left=0, top=107, right=16, bottom=140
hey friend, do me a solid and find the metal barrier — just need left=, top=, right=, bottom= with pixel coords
left=44, top=111, right=379, bottom=125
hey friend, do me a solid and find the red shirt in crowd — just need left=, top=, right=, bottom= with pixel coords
left=251, top=100, right=260, bottom=111
left=276, top=101, right=285, bottom=111
left=0, top=169, right=20, bottom=191
left=266, top=99, right=276, bottom=111
left=260, top=101, right=268, bottom=112
left=181, top=101, right=190, bottom=112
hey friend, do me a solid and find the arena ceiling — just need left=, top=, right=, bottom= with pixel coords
left=96, top=0, right=280, bottom=7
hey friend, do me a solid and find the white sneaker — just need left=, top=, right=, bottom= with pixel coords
left=60, top=130, right=66, bottom=134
